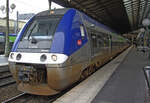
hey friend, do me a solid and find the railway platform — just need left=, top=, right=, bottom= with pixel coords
left=0, top=55, right=8, bottom=66
left=92, top=48, right=148, bottom=103
left=54, top=47, right=150, bottom=103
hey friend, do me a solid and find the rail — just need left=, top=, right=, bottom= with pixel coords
left=2, top=93, right=27, bottom=103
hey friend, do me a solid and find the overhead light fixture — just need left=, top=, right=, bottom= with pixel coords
left=142, top=18, right=150, bottom=27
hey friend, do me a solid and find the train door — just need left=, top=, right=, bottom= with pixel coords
left=109, top=35, right=112, bottom=53
left=86, top=28, right=94, bottom=58
left=90, top=30, right=97, bottom=57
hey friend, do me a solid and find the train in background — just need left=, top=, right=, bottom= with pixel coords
left=8, top=8, right=130, bottom=95
left=0, top=32, right=16, bottom=53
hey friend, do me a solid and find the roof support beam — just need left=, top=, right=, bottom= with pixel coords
left=131, top=0, right=135, bottom=29
left=80, top=0, right=97, bottom=6
left=140, top=0, right=148, bottom=25
left=52, top=0, right=71, bottom=7
left=96, top=0, right=121, bottom=30
left=136, top=0, right=140, bottom=28
left=70, top=0, right=114, bottom=25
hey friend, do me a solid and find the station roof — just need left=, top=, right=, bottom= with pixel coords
left=52, top=0, right=150, bottom=34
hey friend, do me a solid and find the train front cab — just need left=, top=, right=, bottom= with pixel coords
left=8, top=9, right=90, bottom=95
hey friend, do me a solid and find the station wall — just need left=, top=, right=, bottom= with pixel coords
left=0, top=18, right=26, bottom=33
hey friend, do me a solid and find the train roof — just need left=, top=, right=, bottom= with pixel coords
left=36, top=8, right=117, bottom=34
left=82, top=14, right=116, bottom=33
left=36, top=8, right=69, bottom=17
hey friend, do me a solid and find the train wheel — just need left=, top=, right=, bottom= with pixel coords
left=80, top=68, right=89, bottom=80
left=93, top=65, right=96, bottom=72
left=88, top=66, right=93, bottom=75
left=89, top=65, right=96, bottom=74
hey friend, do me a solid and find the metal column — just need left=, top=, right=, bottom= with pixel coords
left=48, top=0, right=52, bottom=10
left=5, top=0, right=10, bottom=57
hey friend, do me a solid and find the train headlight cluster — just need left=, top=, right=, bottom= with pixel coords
left=16, top=54, right=22, bottom=60
left=51, top=55, right=57, bottom=61
left=10, top=53, right=14, bottom=59
left=40, top=54, right=47, bottom=62
left=8, top=53, right=67, bottom=64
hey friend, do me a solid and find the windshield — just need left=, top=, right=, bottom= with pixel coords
left=22, top=17, right=59, bottom=40
left=17, top=16, right=61, bottom=53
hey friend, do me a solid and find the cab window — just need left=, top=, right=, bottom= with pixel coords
left=80, top=25, right=85, bottom=37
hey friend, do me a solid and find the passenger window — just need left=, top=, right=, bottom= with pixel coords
left=80, top=25, right=85, bottom=37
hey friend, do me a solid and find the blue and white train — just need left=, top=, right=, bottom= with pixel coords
left=8, top=8, right=129, bottom=95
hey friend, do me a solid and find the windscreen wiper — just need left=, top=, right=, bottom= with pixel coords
left=27, top=24, right=36, bottom=40
left=31, top=37, right=37, bottom=44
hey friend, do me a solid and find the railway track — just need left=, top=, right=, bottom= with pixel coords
left=0, top=68, right=16, bottom=87
left=0, top=67, right=9, bottom=74
left=0, top=73, right=12, bottom=79
left=1, top=92, right=61, bottom=103
left=1, top=93, right=29, bottom=103
left=0, top=69, right=9, bottom=74
left=0, top=66, right=62, bottom=103
left=0, top=80, right=16, bottom=87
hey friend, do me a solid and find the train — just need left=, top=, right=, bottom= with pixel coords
left=0, top=32, right=16, bottom=53
left=8, top=8, right=129, bottom=95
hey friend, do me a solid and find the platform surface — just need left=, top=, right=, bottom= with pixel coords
left=0, top=55, right=8, bottom=66
left=92, top=48, right=148, bottom=103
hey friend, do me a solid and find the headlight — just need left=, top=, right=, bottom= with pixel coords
left=40, top=54, right=47, bottom=62
left=16, top=54, right=22, bottom=60
left=51, top=55, right=57, bottom=61
left=10, top=53, right=14, bottom=59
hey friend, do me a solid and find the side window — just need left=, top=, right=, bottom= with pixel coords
left=80, top=25, right=85, bottom=37
left=97, top=34, right=103, bottom=48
